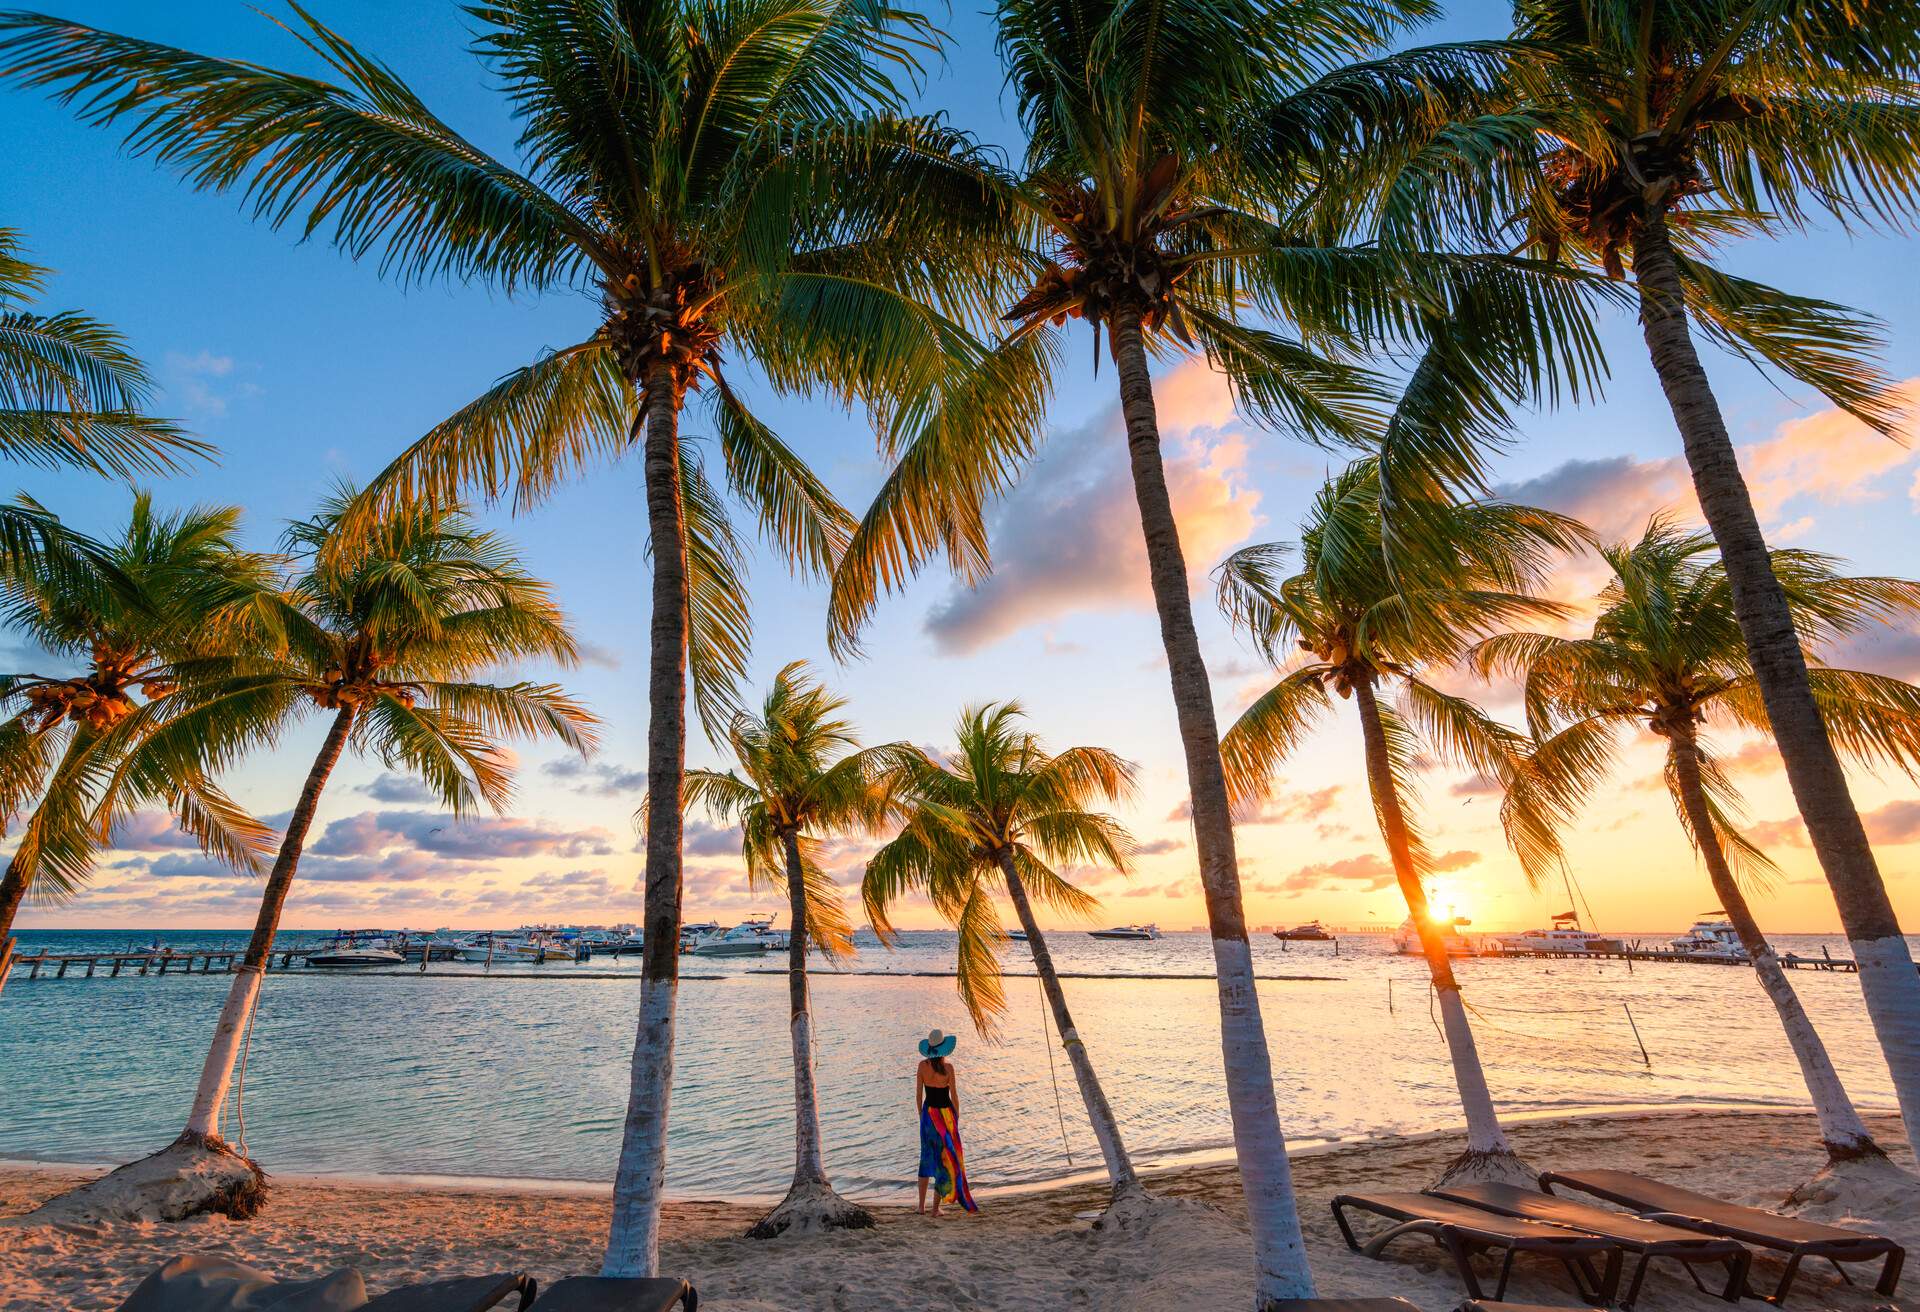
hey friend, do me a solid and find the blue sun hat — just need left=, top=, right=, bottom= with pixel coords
left=918, top=1028, right=957, bottom=1058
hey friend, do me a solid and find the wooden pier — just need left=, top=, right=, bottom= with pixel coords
left=1, top=940, right=467, bottom=980
left=1480, top=945, right=1875, bottom=972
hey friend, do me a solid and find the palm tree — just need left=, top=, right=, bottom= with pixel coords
left=35, top=492, right=597, bottom=1223
left=864, top=702, right=1143, bottom=1207
left=1442, top=0, right=1920, bottom=1138
left=0, top=6, right=1029, bottom=1269
left=0, top=226, right=202, bottom=479
left=679, top=661, right=900, bottom=1237
left=822, top=5, right=1607, bottom=1293
left=1216, top=458, right=1578, bottom=1184
left=1473, top=520, right=1920, bottom=1174
left=0, top=494, right=280, bottom=992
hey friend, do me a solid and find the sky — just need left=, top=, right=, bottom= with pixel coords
left=5, top=0, right=1920, bottom=937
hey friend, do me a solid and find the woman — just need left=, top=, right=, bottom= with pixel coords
left=916, top=1029, right=976, bottom=1215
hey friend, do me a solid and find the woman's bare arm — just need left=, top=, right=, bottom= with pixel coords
left=915, top=1060, right=925, bottom=1114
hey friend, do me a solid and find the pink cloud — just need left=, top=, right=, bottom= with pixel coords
left=923, top=360, right=1260, bottom=653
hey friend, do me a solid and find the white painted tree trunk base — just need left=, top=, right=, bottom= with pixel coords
left=1782, top=1150, right=1920, bottom=1225
left=744, top=1179, right=875, bottom=1239
left=16, top=1135, right=263, bottom=1228
left=1431, top=1147, right=1538, bottom=1189
left=1088, top=1180, right=1164, bottom=1232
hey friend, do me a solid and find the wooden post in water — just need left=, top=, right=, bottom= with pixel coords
left=29, top=951, right=45, bottom=980
left=1624, top=1003, right=1651, bottom=1067
left=0, top=937, right=14, bottom=986
left=110, top=956, right=124, bottom=977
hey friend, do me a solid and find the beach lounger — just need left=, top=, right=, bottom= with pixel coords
left=1332, top=1191, right=1622, bottom=1304
left=526, top=1276, right=697, bottom=1311
left=1454, top=1303, right=1606, bottom=1312
left=1430, top=1180, right=1750, bottom=1307
left=361, top=1272, right=537, bottom=1310
left=1272, top=1302, right=1422, bottom=1310
left=1539, top=1167, right=1904, bottom=1304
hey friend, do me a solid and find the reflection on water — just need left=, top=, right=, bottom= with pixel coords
left=0, top=929, right=1903, bottom=1198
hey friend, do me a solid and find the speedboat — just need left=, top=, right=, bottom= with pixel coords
left=1088, top=924, right=1159, bottom=941
left=679, top=921, right=721, bottom=951
left=489, top=928, right=578, bottom=962
left=306, top=933, right=405, bottom=967
left=691, top=916, right=786, bottom=956
left=1496, top=912, right=1623, bottom=955
left=1671, top=915, right=1748, bottom=961
left=1007, top=929, right=1030, bottom=943
left=1393, top=915, right=1481, bottom=957
left=1274, top=921, right=1334, bottom=942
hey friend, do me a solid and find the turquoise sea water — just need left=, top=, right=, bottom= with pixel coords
left=0, top=928, right=1907, bottom=1199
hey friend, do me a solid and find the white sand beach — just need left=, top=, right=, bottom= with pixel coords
left=6, top=1108, right=1918, bottom=1311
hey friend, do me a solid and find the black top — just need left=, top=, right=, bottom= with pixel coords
left=923, top=1080, right=952, bottom=1109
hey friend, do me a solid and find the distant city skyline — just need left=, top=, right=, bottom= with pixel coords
left=5, top=0, right=1919, bottom=937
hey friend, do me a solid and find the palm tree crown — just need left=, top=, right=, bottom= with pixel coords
left=0, top=495, right=279, bottom=910
left=1217, top=457, right=1578, bottom=851
left=864, top=701, right=1132, bottom=1030
left=0, top=226, right=201, bottom=477
left=1474, top=520, right=1920, bottom=882
left=683, top=661, right=902, bottom=960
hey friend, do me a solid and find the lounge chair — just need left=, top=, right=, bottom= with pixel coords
left=1331, top=1191, right=1622, bottom=1304
left=1429, top=1180, right=1750, bottom=1307
left=361, top=1273, right=537, bottom=1310
left=1454, top=1303, right=1606, bottom=1311
left=1540, top=1167, right=1904, bottom=1304
left=526, top=1276, right=697, bottom=1311
left=1272, top=1302, right=1422, bottom=1310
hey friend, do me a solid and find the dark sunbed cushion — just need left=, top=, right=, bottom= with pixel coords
left=117, top=1255, right=368, bottom=1311
left=359, top=1272, right=534, bottom=1311
left=1272, top=1301, right=1422, bottom=1310
left=1455, top=1303, right=1607, bottom=1311
left=1340, top=1192, right=1606, bottom=1246
left=1543, top=1169, right=1889, bottom=1248
left=530, top=1276, right=695, bottom=1312
left=1430, top=1182, right=1744, bottom=1251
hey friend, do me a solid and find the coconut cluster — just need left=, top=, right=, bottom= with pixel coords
left=604, top=258, right=725, bottom=401
left=306, top=643, right=417, bottom=711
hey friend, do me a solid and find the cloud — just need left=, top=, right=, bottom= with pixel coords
left=109, top=811, right=202, bottom=852
left=1170, top=783, right=1342, bottom=824
left=1499, top=454, right=1695, bottom=547
left=1749, top=800, right=1920, bottom=849
left=684, top=819, right=742, bottom=857
left=1450, top=774, right=1503, bottom=798
left=1833, top=627, right=1920, bottom=683
left=542, top=758, right=647, bottom=796
left=1429, top=849, right=1480, bottom=872
left=1134, top=837, right=1184, bottom=856
left=577, top=641, right=622, bottom=671
left=923, top=360, right=1260, bottom=653
left=163, top=349, right=257, bottom=418
left=1260, top=852, right=1396, bottom=895
left=359, top=773, right=438, bottom=804
left=310, top=810, right=616, bottom=861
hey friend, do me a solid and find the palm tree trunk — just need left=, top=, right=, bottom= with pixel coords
left=1634, top=208, right=1920, bottom=1142
left=783, top=831, right=827, bottom=1188
left=184, top=704, right=355, bottom=1143
left=745, top=832, right=873, bottom=1237
left=1110, top=311, right=1312, bottom=1302
left=1666, top=722, right=1884, bottom=1161
left=0, top=730, right=95, bottom=999
left=999, top=854, right=1138, bottom=1193
left=606, top=363, right=690, bottom=1278
left=1350, top=677, right=1519, bottom=1177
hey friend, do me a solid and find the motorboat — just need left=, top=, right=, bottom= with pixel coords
left=1671, top=914, right=1748, bottom=961
left=1088, top=924, right=1159, bottom=941
left=679, top=921, right=722, bottom=951
left=1007, top=929, right=1030, bottom=943
left=691, top=916, right=788, bottom=956
left=306, top=932, right=405, bottom=968
left=1393, top=915, right=1481, bottom=957
left=1495, top=911, right=1623, bottom=955
left=1274, top=921, right=1334, bottom=942
left=488, top=928, right=578, bottom=962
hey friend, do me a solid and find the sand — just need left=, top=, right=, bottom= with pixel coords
left=5, top=1109, right=1918, bottom=1310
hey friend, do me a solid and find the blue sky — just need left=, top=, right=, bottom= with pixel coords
left=7, top=0, right=1920, bottom=934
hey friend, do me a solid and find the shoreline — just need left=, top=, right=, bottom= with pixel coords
left=10, top=1107, right=1920, bottom=1311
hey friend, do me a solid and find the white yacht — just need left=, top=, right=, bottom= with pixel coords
left=1393, top=915, right=1481, bottom=957
left=1671, top=915, right=1748, bottom=961
left=306, top=932, right=405, bottom=968
left=1495, top=912, right=1623, bottom=955
left=1088, top=924, right=1160, bottom=941
left=691, top=916, right=787, bottom=957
